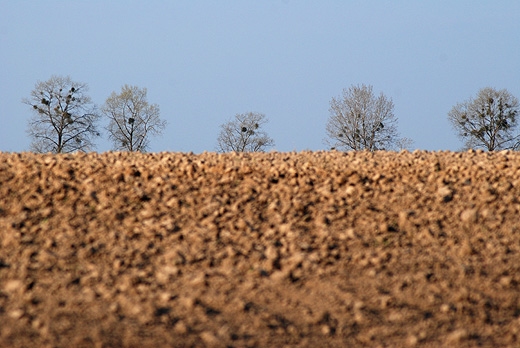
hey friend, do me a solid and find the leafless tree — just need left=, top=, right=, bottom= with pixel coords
left=325, top=84, right=399, bottom=151
left=102, top=85, right=166, bottom=152
left=23, top=75, right=100, bottom=153
left=448, top=87, right=519, bottom=151
left=395, top=137, right=415, bottom=151
left=216, top=112, right=275, bottom=152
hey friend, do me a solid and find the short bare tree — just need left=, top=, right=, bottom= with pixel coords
left=102, top=85, right=166, bottom=152
left=326, top=84, right=399, bottom=151
left=448, top=87, right=520, bottom=151
left=395, top=137, right=415, bottom=151
left=23, top=75, right=100, bottom=153
left=216, top=112, right=275, bottom=152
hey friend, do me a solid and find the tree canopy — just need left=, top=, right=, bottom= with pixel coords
left=102, top=85, right=166, bottom=152
left=325, top=84, right=399, bottom=151
left=23, top=75, right=100, bottom=153
left=216, top=112, right=275, bottom=152
left=448, top=87, right=520, bottom=151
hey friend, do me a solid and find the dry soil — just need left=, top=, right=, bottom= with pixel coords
left=1, top=150, right=520, bottom=347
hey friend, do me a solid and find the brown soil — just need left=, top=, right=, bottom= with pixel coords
left=1, top=150, right=520, bottom=347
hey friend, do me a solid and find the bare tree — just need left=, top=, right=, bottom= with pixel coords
left=325, top=84, right=399, bottom=151
left=102, top=85, right=166, bottom=152
left=23, top=75, right=100, bottom=153
left=216, top=112, right=275, bottom=152
left=395, top=137, right=415, bottom=151
left=448, top=87, right=519, bottom=151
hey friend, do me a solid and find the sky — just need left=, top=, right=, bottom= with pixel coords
left=1, top=1, right=519, bottom=153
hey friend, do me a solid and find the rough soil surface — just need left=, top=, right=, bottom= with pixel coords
left=1, top=150, right=520, bottom=347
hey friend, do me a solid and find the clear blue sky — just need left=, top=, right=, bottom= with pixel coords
left=1, top=1, right=519, bottom=153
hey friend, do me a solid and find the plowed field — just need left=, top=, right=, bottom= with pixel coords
left=1, top=151, right=520, bottom=347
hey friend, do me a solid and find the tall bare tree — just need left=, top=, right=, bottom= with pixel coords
left=216, top=112, right=275, bottom=152
left=23, top=75, right=100, bottom=153
left=325, top=84, right=399, bottom=151
left=102, top=85, right=166, bottom=152
left=448, top=87, right=519, bottom=151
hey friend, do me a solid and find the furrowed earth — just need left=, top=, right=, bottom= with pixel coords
left=1, top=150, right=520, bottom=347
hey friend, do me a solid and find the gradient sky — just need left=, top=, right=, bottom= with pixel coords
left=1, top=1, right=519, bottom=153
